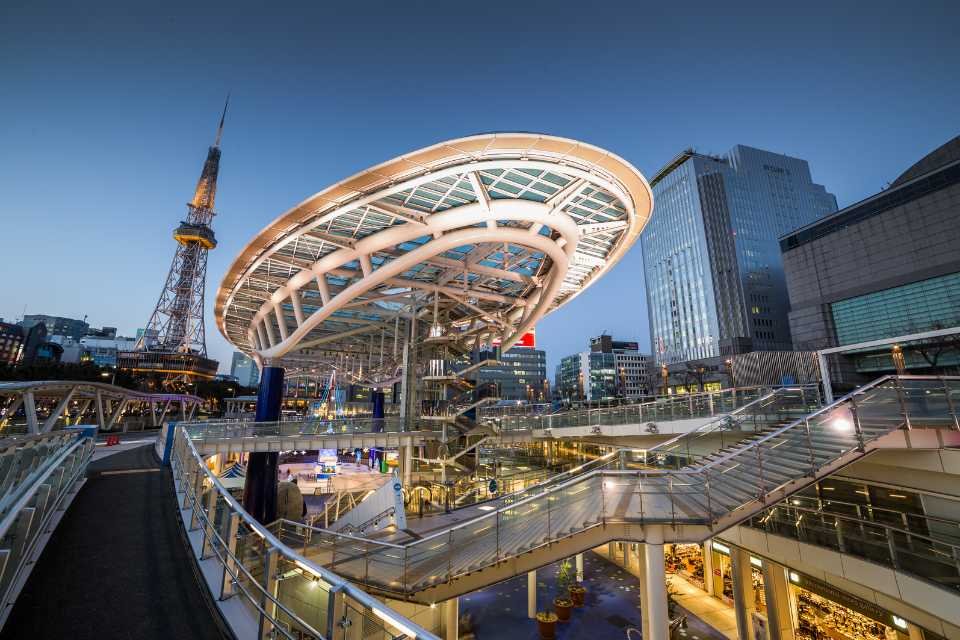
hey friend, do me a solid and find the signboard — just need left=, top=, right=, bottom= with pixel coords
left=392, top=472, right=407, bottom=530
left=492, top=329, right=536, bottom=348
left=790, top=571, right=903, bottom=629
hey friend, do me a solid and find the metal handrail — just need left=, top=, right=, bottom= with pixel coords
left=753, top=503, right=960, bottom=555
left=286, top=375, right=959, bottom=558
left=696, top=375, right=904, bottom=473
left=0, top=435, right=90, bottom=536
left=644, top=385, right=816, bottom=456
left=0, top=432, right=92, bottom=628
left=173, top=429, right=438, bottom=639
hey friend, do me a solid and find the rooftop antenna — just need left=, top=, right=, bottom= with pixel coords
left=214, top=93, right=230, bottom=148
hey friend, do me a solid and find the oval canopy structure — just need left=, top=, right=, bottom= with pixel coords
left=216, top=133, right=653, bottom=383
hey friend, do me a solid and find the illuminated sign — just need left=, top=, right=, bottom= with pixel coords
left=493, top=329, right=536, bottom=348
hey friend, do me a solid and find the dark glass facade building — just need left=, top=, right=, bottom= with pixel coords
left=642, top=146, right=837, bottom=365
left=781, top=136, right=960, bottom=379
left=475, top=346, right=547, bottom=402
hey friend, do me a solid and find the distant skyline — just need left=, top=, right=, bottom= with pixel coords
left=1, top=1, right=958, bottom=375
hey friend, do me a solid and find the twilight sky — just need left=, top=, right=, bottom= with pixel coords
left=1, top=0, right=957, bottom=375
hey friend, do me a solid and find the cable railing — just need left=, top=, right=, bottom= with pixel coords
left=484, top=385, right=796, bottom=432
left=263, top=376, right=960, bottom=597
left=0, top=431, right=93, bottom=628
left=170, top=427, right=438, bottom=640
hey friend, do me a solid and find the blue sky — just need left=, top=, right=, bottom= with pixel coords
left=1, top=0, right=957, bottom=375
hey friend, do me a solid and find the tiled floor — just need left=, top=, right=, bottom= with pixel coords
left=670, top=575, right=739, bottom=640
left=458, top=552, right=729, bottom=639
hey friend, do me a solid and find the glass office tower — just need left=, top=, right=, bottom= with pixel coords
left=642, top=146, right=837, bottom=365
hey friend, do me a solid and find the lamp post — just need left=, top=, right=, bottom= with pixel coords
left=892, top=345, right=906, bottom=376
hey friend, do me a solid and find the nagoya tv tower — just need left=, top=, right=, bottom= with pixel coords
left=119, top=100, right=228, bottom=389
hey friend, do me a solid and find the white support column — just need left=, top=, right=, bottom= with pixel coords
left=527, top=570, right=537, bottom=619
left=0, top=396, right=23, bottom=428
left=107, top=399, right=127, bottom=431
left=731, top=546, right=757, bottom=640
left=637, top=543, right=650, bottom=640
left=256, top=322, right=268, bottom=351
left=644, top=528, right=669, bottom=640
left=576, top=553, right=584, bottom=582
left=274, top=303, right=289, bottom=341
left=23, top=392, right=39, bottom=434
left=402, top=437, right=413, bottom=487
left=94, top=390, right=106, bottom=430
left=762, top=560, right=795, bottom=640
left=703, top=540, right=715, bottom=596
left=315, top=274, right=331, bottom=305
left=159, top=399, right=172, bottom=424
left=817, top=351, right=833, bottom=404
left=42, top=387, right=76, bottom=433
left=444, top=597, right=458, bottom=640
left=263, top=317, right=277, bottom=348
left=290, top=291, right=305, bottom=327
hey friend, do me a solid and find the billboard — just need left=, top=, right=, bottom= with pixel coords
left=493, top=329, right=536, bottom=349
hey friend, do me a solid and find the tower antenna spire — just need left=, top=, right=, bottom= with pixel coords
left=214, top=93, right=230, bottom=147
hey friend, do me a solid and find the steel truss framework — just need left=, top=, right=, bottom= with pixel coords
left=0, top=381, right=203, bottom=434
left=216, top=133, right=653, bottom=379
left=127, top=104, right=227, bottom=387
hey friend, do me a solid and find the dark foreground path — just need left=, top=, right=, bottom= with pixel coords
left=1, top=444, right=228, bottom=639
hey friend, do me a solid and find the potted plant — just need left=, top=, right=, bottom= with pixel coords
left=536, top=611, right=558, bottom=639
left=569, top=582, right=587, bottom=607
left=553, top=558, right=575, bottom=620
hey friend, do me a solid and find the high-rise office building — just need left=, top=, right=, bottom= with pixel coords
left=231, top=351, right=260, bottom=388
left=642, top=146, right=837, bottom=366
left=475, top=346, right=548, bottom=402
left=556, top=335, right=653, bottom=402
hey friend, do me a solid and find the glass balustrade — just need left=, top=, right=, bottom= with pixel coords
left=178, top=376, right=960, bottom=600
left=171, top=428, right=438, bottom=640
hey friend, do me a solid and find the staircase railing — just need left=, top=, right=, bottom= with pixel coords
left=488, top=384, right=791, bottom=432
left=267, top=376, right=960, bottom=597
left=640, top=385, right=822, bottom=469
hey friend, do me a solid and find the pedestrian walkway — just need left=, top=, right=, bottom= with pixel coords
left=670, top=574, right=739, bottom=639
left=0, top=444, right=227, bottom=640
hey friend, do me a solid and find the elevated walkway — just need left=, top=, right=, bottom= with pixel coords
left=0, top=444, right=227, bottom=640
left=266, top=376, right=960, bottom=603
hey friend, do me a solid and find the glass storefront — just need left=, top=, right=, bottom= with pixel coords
left=788, top=571, right=913, bottom=640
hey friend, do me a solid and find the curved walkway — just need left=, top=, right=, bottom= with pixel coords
left=0, top=444, right=227, bottom=639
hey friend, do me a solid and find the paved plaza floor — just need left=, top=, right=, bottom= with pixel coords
left=458, top=552, right=728, bottom=640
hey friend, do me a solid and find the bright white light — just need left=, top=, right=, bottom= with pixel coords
left=712, top=541, right=730, bottom=554
left=750, top=556, right=762, bottom=568
left=603, top=480, right=613, bottom=489
left=477, top=506, right=495, bottom=511
left=789, top=571, right=800, bottom=583
left=372, top=608, right=417, bottom=639
left=831, top=416, right=853, bottom=431
left=892, top=616, right=907, bottom=630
